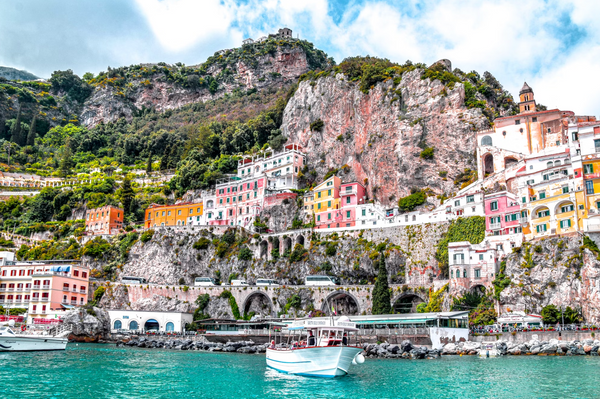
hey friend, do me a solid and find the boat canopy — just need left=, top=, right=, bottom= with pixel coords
left=288, top=317, right=358, bottom=331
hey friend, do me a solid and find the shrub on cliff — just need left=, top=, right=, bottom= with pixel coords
left=397, top=189, right=426, bottom=212
left=140, top=229, right=154, bottom=243
left=325, top=243, right=337, bottom=257
left=541, top=304, right=560, bottom=324
left=93, top=286, right=106, bottom=302
left=193, top=237, right=211, bottom=250
left=289, top=243, right=308, bottom=262
left=372, top=256, right=392, bottom=315
left=220, top=290, right=242, bottom=319
left=238, top=245, right=253, bottom=261
left=310, top=119, right=324, bottom=132
left=82, top=237, right=111, bottom=259
left=419, top=147, right=434, bottom=160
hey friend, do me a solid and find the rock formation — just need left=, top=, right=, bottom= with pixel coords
left=61, top=306, right=111, bottom=342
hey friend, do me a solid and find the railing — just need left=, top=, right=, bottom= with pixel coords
left=6, top=288, right=14, bottom=292
left=32, top=285, right=40, bottom=290
left=63, top=286, right=70, bottom=291
left=72, top=288, right=78, bottom=293
left=41, top=285, right=50, bottom=289
left=490, top=223, right=502, bottom=230
left=15, top=287, right=23, bottom=291
left=70, top=301, right=77, bottom=305
left=340, top=188, right=357, bottom=196
left=40, top=297, right=49, bottom=302
left=80, top=290, right=86, bottom=294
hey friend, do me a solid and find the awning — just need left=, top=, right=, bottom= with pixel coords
left=355, top=319, right=429, bottom=325
left=61, top=304, right=75, bottom=309
left=51, top=266, right=71, bottom=272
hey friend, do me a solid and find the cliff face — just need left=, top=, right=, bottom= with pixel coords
left=81, top=45, right=316, bottom=127
left=498, top=237, right=600, bottom=323
left=282, top=69, right=489, bottom=206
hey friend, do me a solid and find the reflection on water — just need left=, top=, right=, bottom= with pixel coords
left=1, top=344, right=600, bottom=398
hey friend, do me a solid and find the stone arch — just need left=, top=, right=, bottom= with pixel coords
left=144, top=318, right=160, bottom=331
left=504, top=157, right=518, bottom=168
left=295, top=234, right=305, bottom=247
left=532, top=205, right=551, bottom=219
left=321, top=290, right=360, bottom=315
left=392, top=292, right=427, bottom=314
left=483, top=153, right=494, bottom=176
left=555, top=200, right=575, bottom=215
left=481, top=135, right=493, bottom=146
left=242, top=291, right=273, bottom=317
left=469, top=284, right=487, bottom=295
left=259, top=240, right=268, bottom=259
left=283, top=236, right=292, bottom=253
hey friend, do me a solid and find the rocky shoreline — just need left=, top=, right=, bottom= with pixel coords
left=113, top=337, right=600, bottom=359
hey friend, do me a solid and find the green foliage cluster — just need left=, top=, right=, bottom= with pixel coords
left=435, top=217, right=485, bottom=277
left=372, top=256, right=392, bottom=315
left=220, top=290, right=242, bottom=320
left=140, top=229, right=154, bottom=243
left=468, top=299, right=497, bottom=327
left=397, top=189, right=426, bottom=212
left=423, top=284, right=448, bottom=313
left=238, top=245, right=253, bottom=261
left=309, top=119, right=324, bottom=132
left=193, top=237, right=211, bottom=250
left=193, top=293, right=211, bottom=321
left=419, top=147, right=434, bottom=160
left=492, top=261, right=511, bottom=300
left=289, top=243, right=308, bottom=262
left=541, top=304, right=582, bottom=324
left=93, top=286, right=106, bottom=302
left=83, top=237, right=111, bottom=259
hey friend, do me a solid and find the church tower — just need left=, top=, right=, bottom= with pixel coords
left=518, top=82, right=536, bottom=113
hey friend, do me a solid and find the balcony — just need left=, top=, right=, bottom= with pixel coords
left=80, top=290, right=86, bottom=294
left=584, top=171, right=600, bottom=180
left=40, top=297, right=49, bottom=302
left=41, top=285, right=50, bottom=290
left=72, top=288, right=78, bottom=293
left=15, top=287, right=23, bottom=292
left=32, top=285, right=40, bottom=290
left=70, top=301, right=77, bottom=305
left=341, top=188, right=357, bottom=196
left=490, top=223, right=502, bottom=230
left=63, top=286, right=70, bottom=291
left=6, top=288, right=14, bottom=292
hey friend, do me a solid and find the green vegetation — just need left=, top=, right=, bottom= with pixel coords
left=93, top=286, right=106, bottom=302
left=541, top=304, right=582, bottom=324
left=419, top=147, right=434, bottom=160
left=140, top=229, right=154, bottom=243
left=422, top=283, right=448, bottom=313
left=238, top=245, right=253, bottom=261
left=193, top=293, right=210, bottom=321
left=397, top=189, right=426, bottom=212
left=193, top=237, right=211, bottom=250
left=372, top=256, right=392, bottom=315
left=492, top=261, right=511, bottom=300
left=310, top=119, right=324, bottom=132
left=436, top=217, right=485, bottom=277
left=289, top=243, right=308, bottom=263
left=220, top=290, right=242, bottom=320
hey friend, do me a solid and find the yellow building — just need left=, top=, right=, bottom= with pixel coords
left=145, top=202, right=203, bottom=228
left=312, top=176, right=341, bottom=228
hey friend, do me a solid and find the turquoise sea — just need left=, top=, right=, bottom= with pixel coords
left=2, top=344, right=599, bottom=398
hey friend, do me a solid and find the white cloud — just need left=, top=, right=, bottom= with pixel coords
left=133, top=0, right=239, bottom=52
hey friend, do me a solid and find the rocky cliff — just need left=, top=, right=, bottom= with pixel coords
left=282, top=64, right=505, bottom=207
left=80, top=39, right=330, bottom=127
left=497, top=236, right=600, bottom=323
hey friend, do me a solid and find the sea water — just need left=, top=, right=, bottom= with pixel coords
left=1, top=344, right=598, bottom=398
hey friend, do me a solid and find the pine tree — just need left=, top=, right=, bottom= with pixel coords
left=59, top=143, right=74, bottom=178
left=160, top=145, right=171, bottom=171
left=26, top=113, right=37, bottom=146
left=145, top=153, right=153, bottom=174
left=10, top=107, right=22, bottom=145
left=120, top=176, right=135, bottom=214
left=372, top=255, right=392, bottom=315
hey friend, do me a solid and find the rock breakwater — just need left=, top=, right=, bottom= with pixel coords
left=441, top=338, right=600, bottom=356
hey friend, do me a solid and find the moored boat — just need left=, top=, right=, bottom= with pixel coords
left=266, top=316, right=365, bottom=378
left=0, top=321, right=68, bottom=352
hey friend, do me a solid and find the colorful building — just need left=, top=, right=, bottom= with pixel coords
left=313, top=176, right=341, bottom=228
left=484, top=191, right=523, bottom=236
left=145, top=202, right=203, bottom=228
left=0, top=254, right=90, bottom=323
left=85, top=205, right=124, bottom=235
left=338, top=182, right=367, bottom=228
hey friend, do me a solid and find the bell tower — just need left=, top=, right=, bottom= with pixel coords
left=518, top=82, right=536, bottom=113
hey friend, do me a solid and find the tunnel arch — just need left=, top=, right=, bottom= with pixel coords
left=482, top=153, right=494, bottom=176
left=392, top=293, right=426, bottom=314
left=242, top=291, right=273, bottom=318
left=282, top=236, right=292, bottom=253
left=259, top=240, right=268, bottom=259
left=295, top=234, right=305, bottom=247
left=321, top=290, right=360, bottom=315
left=504, top=156, right=518, bottom=168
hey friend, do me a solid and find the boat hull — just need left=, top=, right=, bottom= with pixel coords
left=0, top=335, right=68, bottom=352
left=266, top=346, right=363, bottom=378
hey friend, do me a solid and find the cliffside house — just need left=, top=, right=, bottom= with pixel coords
left=0, top=253, right=90, bottom=324
left=85, top=205, right=124, bottom=235
left=145, top=201, right=204, bottom=229
left=108, top=310, right=193, bottom=333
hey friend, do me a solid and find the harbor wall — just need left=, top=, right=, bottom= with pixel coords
left=469, top=330, right=598, bottom=344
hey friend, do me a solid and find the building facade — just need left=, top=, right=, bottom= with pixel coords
left=108, top=310, right=193, bottom=333
left=145, top=202, right=204, bottom=229
left=86, top=205, right=124, bottom=235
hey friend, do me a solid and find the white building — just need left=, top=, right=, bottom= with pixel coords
left=108, top=310, right=194, bottom=333
left=448, top=240, right=499, bottom=290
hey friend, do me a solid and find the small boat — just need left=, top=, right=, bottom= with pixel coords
left=0, top=320, right=68, bottom=352
left=266, top=316, right=365, bottom=378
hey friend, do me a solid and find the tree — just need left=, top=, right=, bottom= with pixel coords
left=26, top=113, right=37, bottom=146
left=372, top=255, right=392, bottom=315
left=49, top=69, right=93, bottom=103
left=541, top=304, right=560, bottom=324
left=119, top=176, right=135, bottom=215
left=145, top=153, right=153, bottom=174
left=59, top=142, right=74, bottom=178
left=10, top=106, right=22, bottom=145
left=160, top=145, right=171, bottom=171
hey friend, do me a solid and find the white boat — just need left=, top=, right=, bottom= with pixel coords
left=266, top=316, right=365, bottom=378
left=0, top=321, right=68, bottom=352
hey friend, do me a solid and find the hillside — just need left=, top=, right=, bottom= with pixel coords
left=0, top=66, right=39, bottom=81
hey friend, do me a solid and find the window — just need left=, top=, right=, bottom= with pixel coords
left=536, top=224, right=548, bottom=233
left=515, top=120, right=521, bottom=125
left=453, top=253, right=464, bottom=264
left=162, top=211, right=165, bottom=216
left=346, top=197, right=350, bottom=204
left=467, top=195, right=474, bottom=203
left=328, top=200, right=331, bottom=208
left=481, top=136, right=492, bottom=146
left=586, top=180, right=595, bottom=195
left=584, top=164, right=594, bottom=174
left=317, top=192, right=321, bottom=198
left=539, top=191, right=546, bottom=199
left=532, top=117, right=538, bottom=122
left=546, top=161, right=553, bottom=168
left=114, top=320, right=122, bottom=329
left=527, top=179, right=535, bottom=185
left=362, top=209, right=366, bottom=216
left=318, top=203, right=321, bottom=210
left=454, top=200, right=460, bottom=206
left=490, top=201, right=498, bottom=211
left=328, top=189, right=331, bottom=196
left=463, top=269, right=467, bottom=278
left=346, top=211, right=351, bottom=218
left=537, top=210, right=550, bottom=218
left=479, top=254, right=484, bottom=261
left=178, top=210, right=181, bottom=215
left=560, top=204, right=574, bottom=213
left=317, top=215, right=320, bottom=222
left=595, top=139, right=600, bottom=151
left=474, top=269, right=481, bottom=278
left=74, top=270, right=79, bottom=277
left=328, top=213, right=331, bottom=220
left=559, top=219, right=572, bottom=229
left=562, top=186, right=569, bottom=194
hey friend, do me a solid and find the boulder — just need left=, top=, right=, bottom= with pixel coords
left=441, top=343, right=458, bottom=355
left=389, top=345, right=400, bottom=354
left=539, top=344, right=557, bottom=354
left=62, top=307, right=111, bottom=342
left=400, top=340, right=413, bottom=353
left=583, top=345, right=593, bottom=354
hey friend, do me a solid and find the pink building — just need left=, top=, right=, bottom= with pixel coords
left=485, top=191, right=523, bottom=236
left=339, top=182, right=367, bottom=228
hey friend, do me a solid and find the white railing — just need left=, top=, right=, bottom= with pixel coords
left=40, top=298, right=49, bottom=302
left=490, top=223, right=501, bottom=230
left=32, top=285, right=40, bottom=290
left=42, top=285, right=50, bottom=290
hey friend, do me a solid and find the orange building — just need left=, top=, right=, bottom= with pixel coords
left=145, top=202, right=204, bottom=228
left=85, top=205, right=124, bottom=235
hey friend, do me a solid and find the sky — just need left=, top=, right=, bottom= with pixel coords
left=0, top=0, right=598, bottom=115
